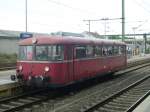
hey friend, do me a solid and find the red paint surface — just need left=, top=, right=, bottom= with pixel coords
left=17, top=55, right=126, bottom=86
left=19, top=36, right=125, bottom=46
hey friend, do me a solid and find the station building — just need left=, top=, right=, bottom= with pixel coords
left=0, top=30, right=49, bottom=54
left=0, top=30, right=19, bottom=54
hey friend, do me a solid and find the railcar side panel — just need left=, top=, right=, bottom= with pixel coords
left=65, top=45, right=74, bottom=84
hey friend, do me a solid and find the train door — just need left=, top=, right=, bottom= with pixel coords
left=66, top=45, right=74, bottom=83
left=73, top=45, right=87, bottom=81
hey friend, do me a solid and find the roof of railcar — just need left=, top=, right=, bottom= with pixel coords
left=19, top=36, right=126, bottom=45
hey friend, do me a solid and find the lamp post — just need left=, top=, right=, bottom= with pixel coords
left=122, top=0, right=125, bottom=42
left=25, top=0, right=28, bottom=32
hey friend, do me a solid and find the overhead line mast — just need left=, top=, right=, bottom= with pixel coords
left=25, top=0, right=28, bottom=32
left=122, top=0, right=125, bottom=42
left=83, top=18, right=122, bottom=37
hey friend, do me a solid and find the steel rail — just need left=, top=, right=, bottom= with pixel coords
left=83, top=75, right=150, bottom=112
left=126, top=90, right=150, bottom=112
left=0, top=88, right=51, bottom=112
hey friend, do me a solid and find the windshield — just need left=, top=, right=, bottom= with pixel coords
left=18, top=45, right=64, bottom=61
left=19, top=46, right=33, bottom=60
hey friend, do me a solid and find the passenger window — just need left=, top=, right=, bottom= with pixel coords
left=35, top=45, right=64, bottom=61
left=108, top=46, right=113, bottom=56
left=86, top=45, right=94, bottom=57
left=102, top=47, right=108, bottom=56
left=119, top=46, right=125, bottom=55
left=95, top=46, right=102, bottom=57
left=48, top=45, right=64, bottom=61
left=114, top=46, right=119, bottom=55
left=75, top=46, right=86, bottom=59
left=36, top=46, right=48, bottom=61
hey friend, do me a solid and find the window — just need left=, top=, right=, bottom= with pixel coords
left=75, top=46, right=86, bottom=59
left=19, top=46, right=33, bottom=60
left=114, top=46, right=119, bottom=55
left=95, top=46, right=102, bottom=57
left=19, top=46, right=26, bottom=60
left=119, top=46, right=125, bottom=55
left=48, top=45, right=64, bottom=61
left=35, top=45, right=64, bottom=61
left=102, top=46, right=108, bottom=56
left=36, top=46, right=48, bottom=61
left=108, top=46, right=113, bottom=56
left=86, top=45, right=94, bottom=57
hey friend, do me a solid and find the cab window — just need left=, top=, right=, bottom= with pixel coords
left=19, top=46, right=33, bottom=60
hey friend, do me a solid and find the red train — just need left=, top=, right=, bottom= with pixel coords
left=11, top=36, right=127, bottom=87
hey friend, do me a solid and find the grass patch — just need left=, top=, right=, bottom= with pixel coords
left=0, top=54, right=17, bottom=64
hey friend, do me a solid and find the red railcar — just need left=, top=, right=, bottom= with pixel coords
left=11, top=36, right=127, bottom=87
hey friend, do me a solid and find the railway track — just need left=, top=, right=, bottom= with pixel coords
left=82, top=75, right=150, bottom=112
left=0, top=66, right=15, bottom=71
left=0, top=87, right=73, bottom=112
left=0, top=88, right=54, bottom=112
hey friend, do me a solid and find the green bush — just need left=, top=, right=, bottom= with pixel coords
left=0, top=53, right=17, bottom=64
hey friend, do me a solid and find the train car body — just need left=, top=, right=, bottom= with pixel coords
left=11, top=36, right=127, bottom=87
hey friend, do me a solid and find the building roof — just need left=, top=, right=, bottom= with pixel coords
left=0, top=30, right=20, bottom=38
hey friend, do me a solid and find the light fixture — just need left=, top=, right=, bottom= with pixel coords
left=44, top=66, right=49, bottom=72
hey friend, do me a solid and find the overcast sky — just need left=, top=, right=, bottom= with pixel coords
left=0, top=0, right=150, bottom=34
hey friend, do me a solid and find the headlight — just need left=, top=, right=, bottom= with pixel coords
left=28, top=76, right=31, bottom=80
left=19, top=65, right=23, bottom=71
left=44, top=66, right=49, bottom=72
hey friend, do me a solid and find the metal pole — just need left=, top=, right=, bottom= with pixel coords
left=104, top=19, right=107, bottom=39
left=88, top=20, right=91, bottom=32
left=83, top=20, right=91, bottom=32
left=83, top=18, right=121, bottom=34
left=144, top=34, right=147, bottom=54
left=25, top=0, right=28, bottom=32
left=122, top=0, right=125, bottom=42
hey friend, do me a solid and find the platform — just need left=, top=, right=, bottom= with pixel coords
left=0, top=70, right=22, bottom=97
left=0, top=69, right=15, bottom=80
left=127, top=54, right=150, bottom=63
left=133, top=95, right=150, bottom=112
